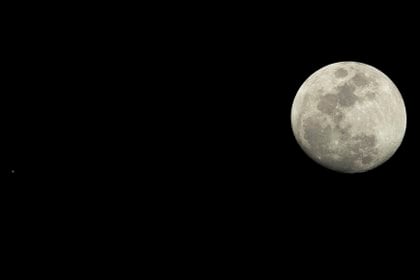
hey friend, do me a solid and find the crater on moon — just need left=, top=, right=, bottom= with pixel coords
left=335, top=68, right=348, bottom=78
left=332, top=111, right=344, bottom=123
left=302, top=116, right=332, bottom=156
left=352, top=72, right=371, bottom=87
left=336, top=83, right=358, bottom=107
left=317, top=93, right=338, bottom=115
left=365, top=91, right=377, bottom=100
left=317, top=92, right=347, bottom=124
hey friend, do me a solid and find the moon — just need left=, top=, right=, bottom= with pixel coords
left=291, top=61, right=406, bottom=173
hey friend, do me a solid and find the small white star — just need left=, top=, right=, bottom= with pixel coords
left=11, top=170, right=15, bottom=174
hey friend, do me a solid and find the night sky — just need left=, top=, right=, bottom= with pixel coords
left=3, top=5, right=419, bottom=195
left=1, top=3, right=419, bottom=272
left=3, top=5, right=419, bottom=194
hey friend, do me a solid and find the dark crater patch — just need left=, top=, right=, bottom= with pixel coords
left=332, top=111, right=344, bottom=123
left=351, top=134, right=377, bottom=149
left=303, top=116, right=332, bottom=155
left=362, top=155, right=374, bottom=164
left=317, top=93, right=346, bottom=125
left=352, top=73, right=371, bottom=87
left=336, top=83, right=358, bottom=107
left=335, top=68, right=348, bottom=78
left=317, top=93, right=338, bottom=115
left=336, top=124, right=351, bottom=139
left=365, top=91, right=377, bottom=100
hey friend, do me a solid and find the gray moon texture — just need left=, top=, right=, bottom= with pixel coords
left=291, top=61, right=406, bottom=173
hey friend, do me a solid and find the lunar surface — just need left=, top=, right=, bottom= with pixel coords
left=291, top=61, right=406, bottom=173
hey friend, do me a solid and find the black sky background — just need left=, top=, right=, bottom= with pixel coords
left=1, top=4, right=419, bottom=268
left=3, top=4, right=419, bottom=208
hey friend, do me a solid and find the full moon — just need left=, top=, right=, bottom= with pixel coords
left=291, top=61, right=406, bottom=173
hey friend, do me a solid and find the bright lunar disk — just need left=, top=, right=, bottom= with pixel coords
left=291, top=61, right=406, bottom=173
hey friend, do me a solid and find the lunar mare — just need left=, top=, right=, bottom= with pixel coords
left=291, top=61, right=406, bottom=173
